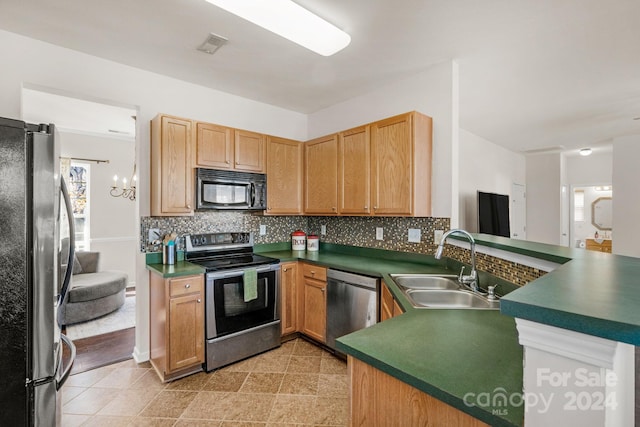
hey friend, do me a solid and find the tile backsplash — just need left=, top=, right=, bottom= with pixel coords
left=140, top=212, right=543, bottom=286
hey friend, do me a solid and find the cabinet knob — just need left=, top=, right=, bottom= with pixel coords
left=225, top=160, right=230, bottom=164
left=321, top=288, right=325, bottom=293
left=364, top=206, right=368, bottom=209
left=185, top=283, right=191, bottom=289
left=310, top=271, right=315, bottom=276
left=235, top=161, right=239, bottom=165
left=268, top=206, right=272, bottom=210
left=187, top=204, right=192, bottom=209
left=197, top=298, right=201, bottom=303
left=283, top=268, right=289, bottom=272
left=373, top=206, right=378, bottom=210
left=332, top=207, right=336, bottom=211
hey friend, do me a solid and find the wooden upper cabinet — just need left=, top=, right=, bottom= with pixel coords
left=234, top=129, right=265, bottom=173
left=266, top=136, right=303, bottom=215
left=151, top=114, right=194, bottom=216
left=339, top=126, right=371, bottom=215
left=195, top=122, right=233, bottom=169
left=304, top=134, right=339, bottom=215
left=371, top=112, right=432, bottom=216
left=194, top=121, right=265, bottom=173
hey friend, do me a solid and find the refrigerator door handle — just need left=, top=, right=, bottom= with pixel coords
left=58, top=177, right=75, bottom=308
left=56, top=334, right=76, bottom=391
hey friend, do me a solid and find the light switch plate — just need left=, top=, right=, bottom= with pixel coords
left=434, top=230, right=444, bottom=245
left=259, top=224, right=267, bottom=236
left=376, top=227, right=384, bottom=240
left=408, top=228, right=421, bottom=243
left=321, top=225, right=327, bottom=235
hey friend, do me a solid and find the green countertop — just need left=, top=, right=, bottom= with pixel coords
left=145, top=260, right=205, bottom=278
left=257, top=245, right=524, bottom=427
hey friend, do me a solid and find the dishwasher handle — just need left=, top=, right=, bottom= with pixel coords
left=327, top=269, right=378, bottom=291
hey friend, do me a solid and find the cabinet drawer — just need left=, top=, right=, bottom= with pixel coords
left=169, top=275, right=203, bottom=297
left=302, top=264, right=327, bottom=281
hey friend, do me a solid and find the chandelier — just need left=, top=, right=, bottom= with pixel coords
left=110, top=164, right=136, bottom=200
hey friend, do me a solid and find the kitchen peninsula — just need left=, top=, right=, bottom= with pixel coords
left=322, top=236, right=639, bottom=427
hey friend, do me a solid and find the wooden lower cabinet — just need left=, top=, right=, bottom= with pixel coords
left=300, top=263, right=327, bottom=343
left=280, top=262, right=298, bottom=335
left=380, top=282, right=404, bottom=321
left=585, top=238, right=612, bottom=253
left=149, top=273, right=204, bottom=382
left=349, top=356, right=489, bottom=427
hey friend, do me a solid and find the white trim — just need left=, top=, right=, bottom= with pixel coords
left=90, top=236, right=137, bottom=243
left=515, top=319, right=618, bottom=368
left=132, top=346, right=149, bottom=363
left=448, top=239, right=561, bottom=272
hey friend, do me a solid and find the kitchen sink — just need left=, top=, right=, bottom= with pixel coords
left=390, top=274, right=499, bottom=310
left=390, top=274, right=461, bottom=290
left=404, top=289, right=500, bottom=310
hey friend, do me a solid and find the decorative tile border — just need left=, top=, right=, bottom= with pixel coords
left=140, top=213, right=544, bottom=286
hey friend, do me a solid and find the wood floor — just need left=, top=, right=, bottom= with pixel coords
left=64, top=327, right=135, bottom=375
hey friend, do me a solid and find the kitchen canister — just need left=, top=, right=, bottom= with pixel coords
left=307, top=233, right=319, bottom=251
left=163, top=241, right=176, bottom=265
left=291, top=230, right=306, bottom=251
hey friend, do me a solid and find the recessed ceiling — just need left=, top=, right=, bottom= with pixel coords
left=2, top=0, right=639, bottom=152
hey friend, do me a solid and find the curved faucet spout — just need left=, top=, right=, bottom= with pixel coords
left=434, top=229, right=478, bottom=291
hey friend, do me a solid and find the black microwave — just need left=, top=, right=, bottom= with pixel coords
left=196, top=168, right=267, bottom=211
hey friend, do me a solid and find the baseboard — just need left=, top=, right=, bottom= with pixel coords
left=132, top=345, right=149, bottom=363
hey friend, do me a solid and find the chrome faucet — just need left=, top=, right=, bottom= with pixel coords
left=434, top=229, right=479, bottom=291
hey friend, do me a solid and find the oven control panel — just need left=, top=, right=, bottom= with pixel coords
left=186, top=232, right=252, bottom=250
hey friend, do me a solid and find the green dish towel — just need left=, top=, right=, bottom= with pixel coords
left=244, top=268, right=258, bottom=302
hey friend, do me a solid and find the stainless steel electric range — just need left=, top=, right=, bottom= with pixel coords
left=185, top=232, right=280, bottom=371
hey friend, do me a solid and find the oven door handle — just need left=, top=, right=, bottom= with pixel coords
left=207, top=265, right=277, bottom=280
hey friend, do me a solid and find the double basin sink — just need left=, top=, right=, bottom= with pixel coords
left=390, top=274, right=500, bottom=310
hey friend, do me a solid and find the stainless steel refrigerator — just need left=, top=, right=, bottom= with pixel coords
left=0, top=117, right=76, bottom=426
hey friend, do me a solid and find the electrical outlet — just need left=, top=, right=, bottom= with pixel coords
left=148, top=228, right=161, bottom=243
left=434, top=230, right=444, bottom=245
left=259, top=224, right=267, bottom=236
left=321, top=225, right=327, bottom=235
left=408, top=228, right=421, bottom=243
left=376, top=227, right=384, bottom=240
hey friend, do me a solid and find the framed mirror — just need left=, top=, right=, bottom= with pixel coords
left=591, top=197, right=612, bottom=230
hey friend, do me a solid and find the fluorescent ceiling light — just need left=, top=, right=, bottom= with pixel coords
left=579, top=148, right=592, bottom=156
left=205, top=0, right=351, bottom=56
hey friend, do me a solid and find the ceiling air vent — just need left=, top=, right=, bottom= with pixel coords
left=197, top=33, right=228, bottom=55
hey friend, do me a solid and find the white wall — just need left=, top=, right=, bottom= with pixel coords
left=60, top=131, right=137, bottom=287
left=566, top=151, right=613, bottom=186
left=526, top=153, right=563, bottom=245
left=307, top=61, right=460, bottom=221
left=458, top=129, right=526, bottom=232
left=0, top=28, right=308, bottom=362
left=612, top=134, right=640, bottom=257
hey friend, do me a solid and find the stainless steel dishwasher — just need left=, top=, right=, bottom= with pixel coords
left=326, top=269, right=379, bottom=352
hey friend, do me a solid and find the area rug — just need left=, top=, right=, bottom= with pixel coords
left=65, top=295, right=136, bottom=340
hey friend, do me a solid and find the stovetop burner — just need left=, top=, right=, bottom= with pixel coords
left=185, top=232, right=278, bottom=272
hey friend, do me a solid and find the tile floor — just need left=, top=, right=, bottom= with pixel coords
left=61, top=338, right=349, bottom=426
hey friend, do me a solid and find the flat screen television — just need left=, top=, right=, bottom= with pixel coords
left=477, top=191, right=510, bottom=237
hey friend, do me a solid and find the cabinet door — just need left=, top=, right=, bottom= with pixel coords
left=151, top=115, right=194, bottom=216
left=371, top=113, right=413, bottom=215
left=380, top=282, right=395, bottom=322
left=339, top=126, right=371, bottom=215
left=234, top=130, right=265, bottom=172
left=195, top=122, right=233, bottom=169
left=302, top=277, right=326, bottom=343
left=280, top=262, right=298, bottom=335
left=266, top=136, right=303, bottom=214
left=168, top=292, right=204, bottom=372
left=304, top=134, right=338, bottom=215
